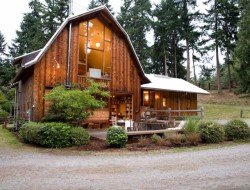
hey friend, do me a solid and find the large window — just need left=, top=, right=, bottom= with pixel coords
left=78, top=18, right=112, bottom=78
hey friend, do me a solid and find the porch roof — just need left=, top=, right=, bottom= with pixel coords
left=141, top=74, right=209, bottom=94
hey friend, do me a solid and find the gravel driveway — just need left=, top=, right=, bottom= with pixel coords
left=1, top=144, right=250, bottom=190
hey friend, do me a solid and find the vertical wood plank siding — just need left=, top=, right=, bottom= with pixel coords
left=31, top=19, right=143, bottom=121
left=111, top=32, right=142, bottom=120
left=33, top=28, right=68, bottom=121
left=147, top=91, right=197, bottom=116
left=18, top=74, right=34, bottom=119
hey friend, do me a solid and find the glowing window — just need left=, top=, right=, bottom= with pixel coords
left=78, top=18, right=112, bottom=78
left=163, top=98, right=167, bottom=107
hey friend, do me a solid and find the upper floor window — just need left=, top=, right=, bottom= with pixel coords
left=78, top=18, right=112, bottom=79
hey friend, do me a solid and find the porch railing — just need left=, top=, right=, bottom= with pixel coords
left=77, top=76, right=111, bottom=89
left=138, top=108, right=204, bottom=131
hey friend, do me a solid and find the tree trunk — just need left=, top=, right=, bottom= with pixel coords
left=215, top=0, right=222, bottom=93
left=192, top=48, right=197, bottom=85
left=163, top=47, right=168, bottom=76
left=174, top=33, right=177, bottom=78
left=186, top=38, right=190, bottom=81
left=226, top=49, right=232, bottom=91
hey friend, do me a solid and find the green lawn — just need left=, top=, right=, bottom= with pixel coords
left=199, top=103, right=250, bottom=120
left=0, top=126, right=20, bottom=147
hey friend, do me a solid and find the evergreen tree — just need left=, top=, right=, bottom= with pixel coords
left=178, top=0, right=198, bottom=81
left=203, top=0, right=239, bottom=93
left=219, top=0, right=239, bottom=91
left=234, top=0, right=250, bottom=93
left=43, top=0, right=69, bottom=41
left=117, top=0, right=152, bottom=73
left=9, top=0, right=45, bottom=56
left=0, top=31, right=15, bottom=87
left=152, top=0, right=186, bottom=78
left=88, top=0, right=114, bottom=14
left=9, top=0, right=68, bottom=57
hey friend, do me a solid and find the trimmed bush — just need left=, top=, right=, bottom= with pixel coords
left=225, top=119, right=250, bottom=140
left=42, top=122, right=71, bottom=148
left=19, top=122, right=44, bottom=145
left=198, top=121, right=225, bottom=143
left=70, top=127, right=90, bottom=146
left=20, top=122, right=89, bottom=148
left=106, top=126, right=128, bottom=148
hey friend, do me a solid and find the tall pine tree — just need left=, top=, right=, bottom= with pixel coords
left=117, top=0, right=152, bottom=72
left=0, top=31, right=15, bottom=87
left=234, top=0, right=250, bottom=93
left=178, top=0, right=198, bottom=81
left=88, top=0, right=114, bottom=14
left=9, top=0, right=68, bottom=57
left=152, top=0, right=186, bottom=78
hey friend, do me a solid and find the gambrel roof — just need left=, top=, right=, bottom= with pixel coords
left=13, top=6, right=149, bottom=83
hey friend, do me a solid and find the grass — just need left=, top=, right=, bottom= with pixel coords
left=0, top=126, right=20, bottom=147
left=197, top=89, right=250, bottom=119
left=199, top=103, right=250, bottom=120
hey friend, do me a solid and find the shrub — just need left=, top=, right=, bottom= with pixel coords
left=106, top=126, right=128, bottom=148
left=184, top=118, right=200, bottom=134
left=19, top=122, right=44, bottom=145
left=151, top=134, right=161, bottom=143
left=44, top=81, right=110, bottom=123
left=42, top=122, right=71, bottom=148
left=137, top=136, right=151, bottom=147
left=70, top=127, right=90, bottom=146
left=198, top=121, right=225, bottom=143
left=166, top=132, right=186, bottom=146
left=20, top=122, right=73, bottom=148
left=151, top=134, right=165, bottom=146
left=186, top=133, right=201, bottom=146
left=225, top=119, right=250, bottom=140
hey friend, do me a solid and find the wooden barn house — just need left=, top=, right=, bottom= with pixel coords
left=12, top=6, right=208, bottom=129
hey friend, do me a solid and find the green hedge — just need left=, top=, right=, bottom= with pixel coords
left=70, top=127, right=90, bottom=146
left=225, top=120, right=250, bottom=140
left=106, top=126, right=128, bottom=148
left=198, top=121, right=225, bottom=143
left=19, top=122, right=90, bottom=148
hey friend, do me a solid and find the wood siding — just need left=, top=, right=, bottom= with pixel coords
left=31, top=18, right=143, bottom=121
left=111, top=32, right=142, bottom=120
left=144, top=90, right=197, bottom=116
left=33, top=28, right=68, bottom=121
left=18, top=72, right=34, bottom=120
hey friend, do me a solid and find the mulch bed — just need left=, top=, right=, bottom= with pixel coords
left=77, top=137, right=173, bottom=151
left=78, top=137, right=108, bottom=151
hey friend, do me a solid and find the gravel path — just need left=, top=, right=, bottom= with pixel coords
left=1, top=144, right=250, bottom=190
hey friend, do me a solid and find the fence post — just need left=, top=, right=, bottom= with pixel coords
left=240, top=109, right=243, bottom=118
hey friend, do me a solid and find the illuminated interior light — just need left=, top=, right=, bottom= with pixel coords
left=95, top=42, right=101, bottom=48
